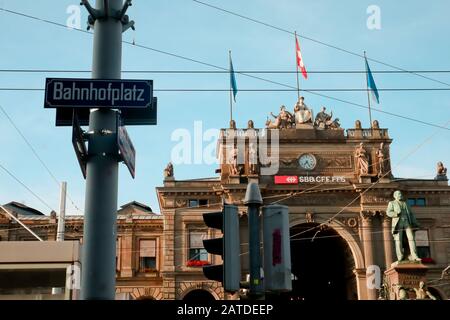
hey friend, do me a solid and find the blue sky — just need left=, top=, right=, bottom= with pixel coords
left=0, top=0, right=449, bottom=215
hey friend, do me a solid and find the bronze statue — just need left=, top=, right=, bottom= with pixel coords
left=247, top=120, right=254, bottom=129
left=355, top=120, right=362, bottom=129
left=386, top=190, right=421, bottom=262
left=229, top=119, right=237, bottom=130
left=355, top=142, right=369, bottom=175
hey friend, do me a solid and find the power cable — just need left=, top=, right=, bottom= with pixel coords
left=2, top=69, right=450, bottom=74
left=0, top=104, right=83, bottom=213
left=0, top=163, right=55, bottom=212
left=1, top=87, right=449, bottom=130
left=1, top=8, right=449, bottom=131
left=3, top=87, right=450, bottom=92
left=191, top=0, right=450, bottom=87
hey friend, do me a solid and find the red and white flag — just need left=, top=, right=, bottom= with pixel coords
left=295, top=36, right=308, bottom=79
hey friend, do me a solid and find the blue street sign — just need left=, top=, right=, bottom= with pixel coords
left=45, top=78, right=153, bottom=108
left=55, top=97, right=157, bottom=126
left=72, top=112, right=87, bottom=179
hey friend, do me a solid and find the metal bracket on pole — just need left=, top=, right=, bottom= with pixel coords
left=83, top=129, right=115, bottom=137
left=82, top=0, right=135, bottom=32
left=80, top=0, right=102, bottom=30
left=116, top=0, right=135, bottom=32
left=117, top=0, right=132, bottom=20
left=122, top=18, right=135, bottom=32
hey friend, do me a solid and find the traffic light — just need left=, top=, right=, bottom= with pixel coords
left=262, top=204, right=292, bottom=292
left=202, top=204, right=241, bottom=292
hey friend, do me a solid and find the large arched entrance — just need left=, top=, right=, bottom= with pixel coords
left=182, top=289, right=216, bottom=302
left=286, top=223, right=358, bottom=300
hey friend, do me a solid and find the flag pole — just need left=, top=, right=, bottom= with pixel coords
left=295, top=31, right=300, bottom=101
left=364, top=51, right=373, bottom=128
left=229, top=50, right=233, bottom=124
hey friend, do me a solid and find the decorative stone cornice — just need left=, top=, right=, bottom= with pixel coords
left=360, top=210, right=376, bottom=221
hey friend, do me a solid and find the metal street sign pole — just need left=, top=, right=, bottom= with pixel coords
left=244, top=182, right=264, bottom=300
left=81, top=0, right=129, bottom=300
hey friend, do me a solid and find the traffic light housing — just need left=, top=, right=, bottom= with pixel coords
left=202, top=204, right=241, bottom=292
left=262, top=204, right=292, bottom=292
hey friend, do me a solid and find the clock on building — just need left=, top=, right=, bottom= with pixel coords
left=298, top=153, right=317, bottom=170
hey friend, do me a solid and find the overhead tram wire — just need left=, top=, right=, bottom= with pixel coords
left=1, top=218, right=447, bottom=235
left=0, top=163, right=55, bottom=212
left=191, top=0, right=450, bottom=87
left=1, top=167, right=447, bottom=252
left=2, top=69, right=450, bottom=74
left=2, top=86, right=449, bottom=131
left=1, top=7, right=449, bottom=131
left=0, top=104, right=83, bottom=213
left=3, top=87, right=450, bottom=92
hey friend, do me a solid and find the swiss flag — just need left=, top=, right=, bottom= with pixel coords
left=295, top=36, right=308, bottom=79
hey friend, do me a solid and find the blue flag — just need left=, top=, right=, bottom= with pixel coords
left=230, top=55, right=238, bottom=102
left=365, top=57, right=379, bottom=104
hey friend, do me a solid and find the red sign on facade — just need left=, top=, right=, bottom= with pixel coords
left=274, top=176, right=298, bottom=184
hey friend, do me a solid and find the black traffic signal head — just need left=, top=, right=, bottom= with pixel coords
left=202, top=205, right=241, bottom=292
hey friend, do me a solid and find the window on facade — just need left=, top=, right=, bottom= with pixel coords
left=139, top=239, right=157, bottom=272
left=188, top=231, right=208, bottom=266
left=415, top=198, right=426, bottom=206
left=188, top=199, right=208, bottom=208
left=415, top=230, right=431, bottom=259
left=407, top=198, right=426, bottom=206
left=189, top=199, right=199, bottom=207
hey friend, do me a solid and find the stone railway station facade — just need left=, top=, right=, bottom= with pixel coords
left=1, top=115, right=449, bottom=300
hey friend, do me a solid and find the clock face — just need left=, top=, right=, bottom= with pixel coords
left=299, top=153, right=317, bottom=170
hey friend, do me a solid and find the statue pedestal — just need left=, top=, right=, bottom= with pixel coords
left=295, top=123, right=314, bottom=129
left=384, top=261, right=428, bottom=300
left=163, top=176, right=175, bottom=187
left=228, top=175, right=241, bottom=184
left=378, top=177, right=391, bottom=183
left=247, top=175, right=259, bottom=184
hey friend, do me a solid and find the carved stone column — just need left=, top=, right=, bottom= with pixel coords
left=360, top=211, right=377, bottom=300
left=381, top=212, right=394, bottom=268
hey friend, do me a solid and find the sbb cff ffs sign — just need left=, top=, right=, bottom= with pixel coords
left=274, top=176, right=298, bottom=185
left=44, top=78, right=153, bottom=108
